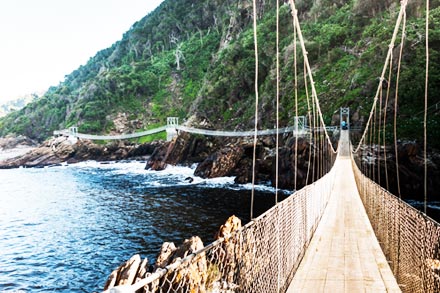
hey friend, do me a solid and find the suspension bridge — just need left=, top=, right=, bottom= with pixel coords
left=96, top=0, right=437, bottom=291
left=105, top=127, right=437, bottom=293
left=53, top=116, right=314, bottom=141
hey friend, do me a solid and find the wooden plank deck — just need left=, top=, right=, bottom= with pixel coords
left=287, top=131, right=401, bottom=292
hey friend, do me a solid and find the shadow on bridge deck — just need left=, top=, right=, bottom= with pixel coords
left=287, top=130, right=401, bottom=292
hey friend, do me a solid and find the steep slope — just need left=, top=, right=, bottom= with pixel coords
left=0, top=0, right=439, bottom=147
left=0, top=0, right=244, bottom=141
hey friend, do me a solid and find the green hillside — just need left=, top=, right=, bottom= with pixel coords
left=0, top=0, right=439, bottom=146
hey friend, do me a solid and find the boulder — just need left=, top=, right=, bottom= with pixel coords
left=145, top=141, right=172, bottom=171
left=103, top=268, right=119, bottom=291
left=215, top=215, right=242, bottom=241
left=117, top=254, right=142, bottom=286
left=135, top=257, right=149, bottom=283
left=162, top=236, right=207, bottom=292
left=103, top=254, right=142, bottom=290
left=154, top=242, right=177, bottom=269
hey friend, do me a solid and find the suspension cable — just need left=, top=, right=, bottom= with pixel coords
left=250, top=0, right=259, bottom=220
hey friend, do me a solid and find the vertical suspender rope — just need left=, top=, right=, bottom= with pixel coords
left=275, top=1, right=281, bottom=291
left=312, top=88, right=317, bottom=182
left=250, top=0, right=259, bottom=220
left=294, top=15, right=299, bottom=191
left=304, top=62, right=313, bottom=185
left=377, top=84, right=383, bottom=186
left=275, top=0, right=280, bottom=205
left=319, top=125, right=323, bottom=178
left=424, top=0, right=430, bottom=214
left=393, top=8, right=406, bottom=199
left=368, top=116, right=373, bottom=181
left=383, top=53, right=393, bottom=191
left=372, top=102, right=377, bottom=182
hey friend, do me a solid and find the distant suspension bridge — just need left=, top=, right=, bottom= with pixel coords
left=53, top=116, right=341, bottom=142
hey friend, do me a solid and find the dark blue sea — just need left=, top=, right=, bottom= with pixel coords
left=0, top=161, right=287, bottom=292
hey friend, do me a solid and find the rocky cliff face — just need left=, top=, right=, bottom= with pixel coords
left=145, top=131, right=336, bottom=190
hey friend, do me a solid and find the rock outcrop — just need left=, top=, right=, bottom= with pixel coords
left=194, top=145, right=244, bottom=178
left=0, top=136, right=161, bottom=168
left=103, top=216, right=245, bottom=292
left=214, top=215, right=242, bottom=284
left=161, top=236, right=207, bottom=292
left=145, top=131, right=218, bottom=171
left=154, top=242, right=177, bottom=269
left=103, top=254, right=147, bottom=291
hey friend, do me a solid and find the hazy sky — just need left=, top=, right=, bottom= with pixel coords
left=0, top=0, right=164, bottom=103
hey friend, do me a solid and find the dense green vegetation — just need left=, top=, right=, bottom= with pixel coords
left=0, top=0, right=439, bottom=147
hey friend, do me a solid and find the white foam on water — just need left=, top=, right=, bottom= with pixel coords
left=61, top=160, right=290, bottom=193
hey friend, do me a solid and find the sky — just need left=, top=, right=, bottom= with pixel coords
left=0, top=0, right=164, bottom=103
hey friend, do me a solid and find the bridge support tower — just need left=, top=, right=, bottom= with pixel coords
left=68, top=126, right=78, bottom=143
left=340, top=108, right=350, bottom=130
left=166, top=117, right=179, bottom=141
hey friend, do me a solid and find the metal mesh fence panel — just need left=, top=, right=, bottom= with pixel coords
left=352, top=158, right=440, bottom=293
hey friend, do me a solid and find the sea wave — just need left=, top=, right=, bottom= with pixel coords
left=60, top=160, right=292, bottom=193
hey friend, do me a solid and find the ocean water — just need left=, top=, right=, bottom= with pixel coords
left=0, top=161, right=288, bottom=292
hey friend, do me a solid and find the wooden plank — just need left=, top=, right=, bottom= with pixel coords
left=287, top=131, right=401, bottom=292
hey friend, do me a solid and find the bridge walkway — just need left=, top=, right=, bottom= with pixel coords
left=287, top=130, right=401, bottom=292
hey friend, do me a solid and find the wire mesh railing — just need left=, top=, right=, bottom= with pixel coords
left=105, top=166, right=336, bottom=293
left=352, top=157, right=440, bottom=293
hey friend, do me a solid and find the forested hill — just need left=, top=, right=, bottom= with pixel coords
left=0, top=0, right=439, bottom=147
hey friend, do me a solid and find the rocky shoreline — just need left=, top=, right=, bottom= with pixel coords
left=0, top=135, right=160, bottom=169
left=1, top=132, right=438, bottom=200
left=0, top=131, right=331, bottom=191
